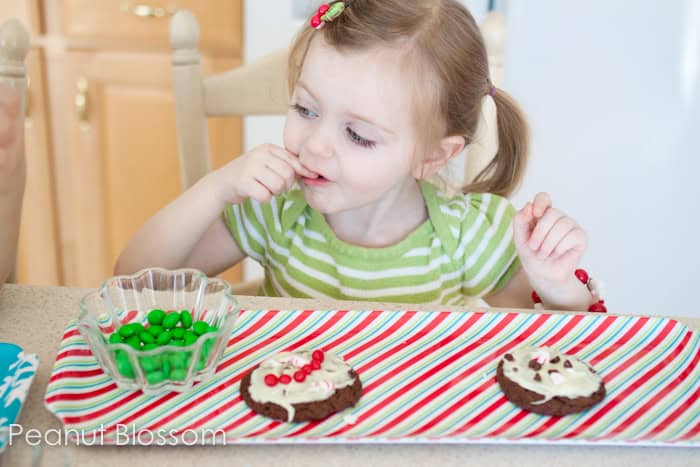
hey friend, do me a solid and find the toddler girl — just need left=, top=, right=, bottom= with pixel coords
left=116, top=0, right=596, bottom=311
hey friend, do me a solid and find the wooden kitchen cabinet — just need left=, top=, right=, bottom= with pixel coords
left=16, top=48, right=63, bottom=286
left=4, top=0, right=244, bottom=287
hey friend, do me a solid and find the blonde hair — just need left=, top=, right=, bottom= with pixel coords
left=288, top=0, right=529, bottom=197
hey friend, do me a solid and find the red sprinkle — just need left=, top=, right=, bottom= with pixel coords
left=531, top=290, right=542, bottom=304
left=279, top=374, right=291, bottom=385
left=293, top=370, right=306, bottom=383
left=302, top=364, right=313, bottom=375
left=312, top=350, right=325, bottom=362
left=311, top=360, right=321, bottom=370
left=264, top=374, right=278, bottom=387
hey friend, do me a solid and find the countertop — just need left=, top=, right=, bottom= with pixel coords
left=0, top=284, right=698, bottom=467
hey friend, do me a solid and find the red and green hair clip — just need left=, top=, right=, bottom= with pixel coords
left=310, top=2, right=348, bottom=30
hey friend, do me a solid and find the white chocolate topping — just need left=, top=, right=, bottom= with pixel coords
left=501, top=346, right=603, bottom=404
left=248, top=350, right=356, bottom=422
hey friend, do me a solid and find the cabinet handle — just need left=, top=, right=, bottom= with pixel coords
left=75, top=78, right=89, bottom=130
left=121, top=3, right=177, bottom=18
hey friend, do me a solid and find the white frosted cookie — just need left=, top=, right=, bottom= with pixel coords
left=240, top=350, right=362, bottom=422
left=496, top=346, right=606, bottom=416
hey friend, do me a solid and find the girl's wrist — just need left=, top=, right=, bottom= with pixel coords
left=201, top=168, right=243, bottom=208
left=532, top=268, right=607, bottom=312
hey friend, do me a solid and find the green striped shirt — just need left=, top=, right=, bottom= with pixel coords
left=223, top=181, right=520, bottom=305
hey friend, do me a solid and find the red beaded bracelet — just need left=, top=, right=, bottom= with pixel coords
left=532, top=268, right=607, bottom=313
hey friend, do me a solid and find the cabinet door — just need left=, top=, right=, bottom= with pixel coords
left=0, top=0, right=42, bottom=35
left=17, top=48, right=63, bottom=285
left=47, top=50, right=243, bottom=287
left=60, top=0, right=242, bottom=55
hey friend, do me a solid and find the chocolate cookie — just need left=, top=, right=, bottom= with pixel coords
left=496, top=346, right=606, bottom=416
left=240, top=350, right=362, bottom=422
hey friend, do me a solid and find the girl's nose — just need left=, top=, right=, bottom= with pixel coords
left=304, top=122, right=334, bottom=160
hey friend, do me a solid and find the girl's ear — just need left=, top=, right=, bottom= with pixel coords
left=413, top=135, right=466, bottom=179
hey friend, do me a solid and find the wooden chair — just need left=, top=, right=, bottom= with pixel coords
left=169, top=10, right=507, bottom=296
left=0, top=18, right=30, bottom=284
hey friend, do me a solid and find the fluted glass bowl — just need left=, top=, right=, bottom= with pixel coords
left=78, top=268, right=239, bottom=395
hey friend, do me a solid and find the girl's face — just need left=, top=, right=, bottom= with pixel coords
left=284, top=36, right=420, bottom=215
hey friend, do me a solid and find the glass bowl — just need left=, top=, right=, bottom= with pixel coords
left=78, top=268, right=240, bottom=395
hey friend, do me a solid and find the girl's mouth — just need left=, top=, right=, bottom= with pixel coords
left=301, top=175, right=330, bottom=186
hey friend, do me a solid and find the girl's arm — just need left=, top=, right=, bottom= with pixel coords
left=0, top=85, right=25, bottom=284
left=114, top=175, right=244, bottom=276
left=485, top=193, right=593, bottom=311
left=114, top=144, right=317, bottom=276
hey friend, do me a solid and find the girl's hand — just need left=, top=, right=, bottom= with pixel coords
left=213, top=144, right=318, bottom=205
left=513, top=193, right=590, bottom=309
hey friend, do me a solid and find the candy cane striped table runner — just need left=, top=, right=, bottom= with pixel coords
left=45, top=310, right=700, bottom=445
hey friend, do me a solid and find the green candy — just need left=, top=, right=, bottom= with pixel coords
left=169, top=368, right=187, bottom=381
left=146, top=370, right=166, bottom=385
left=161, top=359, right=171, bottom=377
left=147, top=325, right=164, bottom=337
left=125, top=335, right=141, bottom=350
left=172, top=328, right=185, bottom=339
left=130, top=323, right=145, bottom=335
left=180, top=310, right=193, bottom=329
left=169, top=352, right=187, bottom=369
left=196, top=359, right=206, bottom=371
left=156, top=331, right=172, bottom=345
left=183, top=331, right=198, bottom=346
left=207, top=325, right=218, bottom=333
left=139, top=332, right=155, bottom=345
left=116, top=361, right=134, bottom=378
left=115, top=350, right=134, bottom=378
left=192, top=321, right=209, bottom=336
left=202, top=339, right=216, bottom=358
left=171, top=339, right=185, bottom=347
left=139, top=356, right=158, bottom=373
left=162, top=312, right=180, bottom=329
left=142, top=343, right=158, bottom=351
left=147, top=309, right=166, bottom=325
left=108, top=333, right=123, bottom=344
left=118, top=324, right=136, bottom=338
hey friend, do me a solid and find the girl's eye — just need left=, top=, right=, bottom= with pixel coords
left=291, top=103, right=317, bottom=119
left=346, top=127, right=375, bottom=149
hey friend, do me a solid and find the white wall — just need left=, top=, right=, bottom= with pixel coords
left=242, top=1, right=700, bottom=318
left=505, top=0, right=700, bottom=317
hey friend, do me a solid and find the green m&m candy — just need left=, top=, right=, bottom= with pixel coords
left=192, top=321, right=209, bottom=336
left=139, top=355, right=158, bottom=373
left=180, top=310, right=193, bottom=329
left=162, top=312, right=180, bottom=329
left=147, top=309, right=166, bottom=325
left=125, top=335, right=141, bottom=350
left=139, top=332, right=155, bottom=345
left=118, top=323, right=136, bottom=338
left=169, top=352, right=187, bottom=369
left=183, top=331, right=198, bottom=346
left=130, top=323, right=145, bottom=335
left=172, top=328, right=185, bottom=340
left=170, top=368, right=187, bottom=381
left=114, top=350, right=134, bottom=378
left=146, top=370, right=166, bottom=385
left=147, top=325, right=164, bottom=337
left=108, top=333, right=123, bottom=344
left=156, top=330, right=172, bottom=345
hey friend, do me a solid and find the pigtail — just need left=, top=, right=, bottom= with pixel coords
left=462, top=88, right=529, bottom=198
